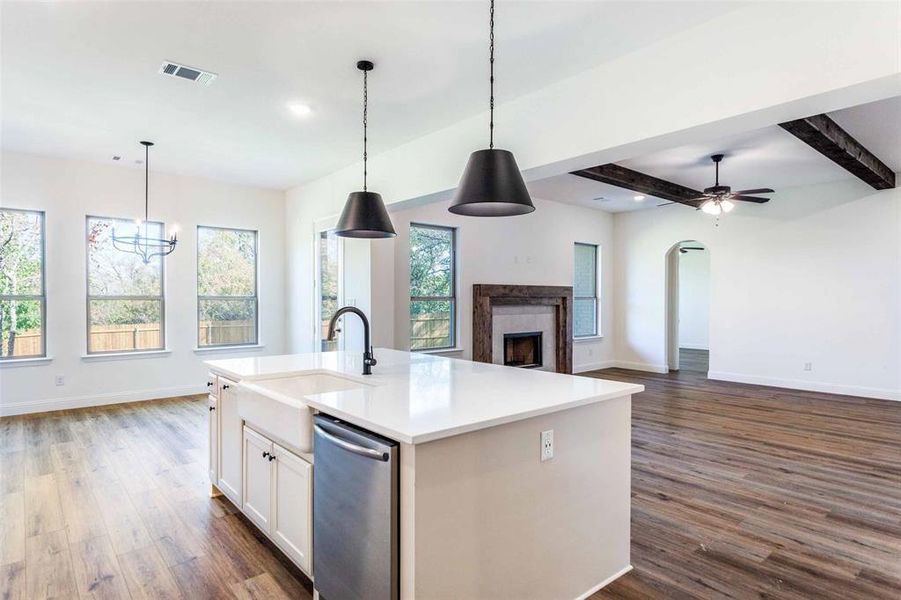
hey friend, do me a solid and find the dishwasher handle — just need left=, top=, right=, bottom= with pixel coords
left=314, top=423, right=390, bottom=462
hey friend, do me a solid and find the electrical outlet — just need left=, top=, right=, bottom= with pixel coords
left=540, top=429, right=554, bottom=462
left=55, top=375, right=65, bottom=386
left=804, top=362, right=812, bottom=372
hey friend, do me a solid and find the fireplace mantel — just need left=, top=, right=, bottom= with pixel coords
left=472, top=284, right=573, bottom=374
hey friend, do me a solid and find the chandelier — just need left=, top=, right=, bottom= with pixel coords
left=112, top=141, right=177, bottom=263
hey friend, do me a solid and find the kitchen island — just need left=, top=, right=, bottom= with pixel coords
left=205, top=349, right=642, bottom=600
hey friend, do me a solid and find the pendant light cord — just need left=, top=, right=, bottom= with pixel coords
left=489, top=0, right=495, bottom=149
left=363, top=68, right=368, bottom=191
left=144, top=143, right=150, bottom=223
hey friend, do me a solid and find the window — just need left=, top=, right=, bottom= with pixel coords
left=197, top=226, right=258, bottom=347
left=410, top=224, right=456, bottom=351
left=86, top=216, right=165, bottom=353
left=573, top=242, right=599, bottom=338
left=318, top=230, right=340, bottom=351
left=1, top=209, right=46, bottom=359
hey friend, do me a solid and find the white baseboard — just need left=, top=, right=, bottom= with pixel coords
left=574, top=360, right=668, bottom=374
left=0, top=384, right=207, bottom=417
left=679, top=343, right=709, bottom=351
left=574, top=565, right=633, bottom=600
left=707, top=371, right=900, bottom=402
left=612, top=360, right=669, bottom=374
left=574, top=359, right=616, bottom=373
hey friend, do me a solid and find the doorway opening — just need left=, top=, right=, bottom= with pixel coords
left=665, top=241, right=710, bottom=375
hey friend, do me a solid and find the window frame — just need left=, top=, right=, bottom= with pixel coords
left=409, top=222, right=457, bottom=352
left=85, top=214, right=167, bottom=355
left=573, top=242, right=600, bottom=339
left=0, top=208, right=47, bottom=360
left=196, top=224, right=259, bottom=349
left=316, top=228, right=344, bottom=352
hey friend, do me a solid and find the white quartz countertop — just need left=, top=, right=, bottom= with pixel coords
left=205, top=349, right=643, bottom=444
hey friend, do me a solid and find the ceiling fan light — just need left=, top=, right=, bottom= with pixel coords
left=721, top=199, right=735, bottom=213
left=701, top=200, right=721, bottom=215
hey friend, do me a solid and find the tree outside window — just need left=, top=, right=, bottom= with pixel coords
left=197, top=226, right=258, bottom=347
left=0, top=209, right=45, bottom=358
left=410, top=224, right=456, bottom=351
left=86, top=216, right=165, bottom=353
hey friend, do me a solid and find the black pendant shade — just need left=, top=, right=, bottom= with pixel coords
left=335, top=191, right=396, bottom=238
left=448, top=0, right=535, bottom=218
left=334, top=59, right=396, bottom=239
left=448, top=149, right=535, bottom=216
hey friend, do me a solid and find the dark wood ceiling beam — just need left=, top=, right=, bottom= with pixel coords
left=571, top=163, right=703, bottom=206
left=779, top=114, right=895, bottom=190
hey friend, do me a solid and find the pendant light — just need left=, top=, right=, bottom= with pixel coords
left=111, top=141, right=177, bottom=263
left=334, top=60, right=396, bottom=238
left=449, top=0, right=535, bottom=217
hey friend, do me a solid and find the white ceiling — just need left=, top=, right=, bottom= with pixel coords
left=0, top=1, right=739, bottom=190
left=529, top=96, right=901, bottom=213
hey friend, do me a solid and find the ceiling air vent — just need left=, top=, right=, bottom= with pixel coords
left=158, top=61, right=217, bottom=86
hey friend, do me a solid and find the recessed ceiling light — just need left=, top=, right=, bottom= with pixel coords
left=633, top=195, right=646, bottom=201
left=112, top=156, right=121, bottom=161
left=288, top=102, right=312, bottom=118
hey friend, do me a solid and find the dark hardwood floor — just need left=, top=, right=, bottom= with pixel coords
left=586, top=365, right=901, bottom=600
left=2, top=367, right=899, bottom=599
left=0, top=396, right=313, bottom=600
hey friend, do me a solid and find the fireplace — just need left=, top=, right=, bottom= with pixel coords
left=473, top=284, right=573, bottom=374
left=503, top=331, right=543, bottom=369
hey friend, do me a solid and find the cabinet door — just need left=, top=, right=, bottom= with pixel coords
left=207, top=372, right=218, bottom=398
left=208, top=395, right=219, bottom=484
left=272, top=443, right=313, bottom=574
left=243, top=427, right=273, bottom=532
left=217, top=378, right=243, bottom=504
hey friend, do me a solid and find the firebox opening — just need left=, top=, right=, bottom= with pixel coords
left=503, top=332, right=543, bottom=369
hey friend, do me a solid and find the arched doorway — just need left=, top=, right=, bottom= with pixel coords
left=665, top=240, right=710, bottom=374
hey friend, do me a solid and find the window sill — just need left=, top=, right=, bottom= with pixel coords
left=0, top=356, right=53, bottom=368
left=81, top=349, right=172, bottom=361
left=574, top=335, right=604, bottom=343
left=415, top=346, right=464, bottom=355
left=193, top=344, right=265, bottom=354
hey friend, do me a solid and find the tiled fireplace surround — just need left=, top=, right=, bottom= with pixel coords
left=472, top=284, right=574, bottom=374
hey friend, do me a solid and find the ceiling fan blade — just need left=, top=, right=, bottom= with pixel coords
left=734, top=188, right=774, bottom=195
left=732, top=195, right=770, bottom=203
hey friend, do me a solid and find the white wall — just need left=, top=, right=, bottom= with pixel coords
left=677, top=247, right=710, bottom=350
left=370, top=197, right=615, bottom=373
left=0, top=152, right=287, bottom=415
left=284, top=1, right=898, bottom=359
left=613, top=178, right=901, bottom=400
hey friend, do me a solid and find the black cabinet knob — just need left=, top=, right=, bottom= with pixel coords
left=206, top=381, right=213, bottom=387
left=268, top=454, right=276, bottom=462
left=222, top=384, right=230, bottom=390
left=262, top=451, right=270, bottom=459
left=209, top=406, right=216, bottom=412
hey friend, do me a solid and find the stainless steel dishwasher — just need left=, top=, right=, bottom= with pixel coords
left=313, top=414, right=398, bottom=600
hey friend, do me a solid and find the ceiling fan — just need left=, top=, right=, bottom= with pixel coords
left=692, top=154, right=774, bottom=215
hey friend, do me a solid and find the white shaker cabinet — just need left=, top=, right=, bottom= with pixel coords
left=217, top=377, right=242, bottom=505
left=272, top=444, right=313, bottom=573
left=240, top=425, right=313, bottom=576
left=243, top=426, right=273, bottom=531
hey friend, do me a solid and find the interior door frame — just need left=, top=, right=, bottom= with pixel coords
left=314, top=223, right=345, bottom=352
